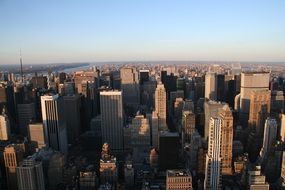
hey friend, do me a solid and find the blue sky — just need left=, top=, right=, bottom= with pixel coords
left=0, top=0, right=285, bottom=64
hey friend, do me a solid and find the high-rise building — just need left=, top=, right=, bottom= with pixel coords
left=16, top=156, right=45, bottom=190
left=281, top=151, right=285, bottom=187
left=248, top=166, right=269, bottom=190
left=17, top=102, right=36, bottom=136
left=0, top=107, right=10, bottom=140
left=4, top=144, right=24, bottom=190
left=63, top=95, right=81, bottom=144
left=100, top=91, right=123, bottom=150
left=124, top=162, right=135, bottom=189
left=204, top=100, right=225, bottom=139
left=204, top=117, right=222, bottom=190
left=219, top=104, right=233, bottom=175
left=120, top=67, right=140, bottom=109
left=139, top=70, right=149, bottom=85
left=41, top=94, right=68, bottom=154
left=248, top=90, right=271, bottom=136
left=154, top=82, right=167, bottom=131
left=239, top=72, right=270, bottom=126
left=259, top=118, right=277, bottom=161
left=217, top=74, right=225, bottom=102
left=182, top=110, right=195, bottom=144
left=166, top=169, right=193, bottom=190
left=205, top=72, right=217, bottom=100
left=28, top=123, right=46, bottom=151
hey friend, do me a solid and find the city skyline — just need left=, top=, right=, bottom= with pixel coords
left=1, top=0, right=285, bottom=64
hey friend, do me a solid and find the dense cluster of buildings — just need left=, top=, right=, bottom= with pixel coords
left=0, top=62, right=285, bottom=189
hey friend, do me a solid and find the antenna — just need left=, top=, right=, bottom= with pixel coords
left=20, top=49, right=23, bottom=82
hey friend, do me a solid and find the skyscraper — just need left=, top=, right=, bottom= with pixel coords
left=280, top=114, right=285, bottom=142
left=205, top=72, right=217, bottom=100
left=259, top=118, right=277, bottom=161
left=0, top=107, right=10, bottom=140
left=219, top=104, right=233, bottom=175
left=41, top=94, right=68, bottom=154
left=204, top=117, right=222, bottom=190
left=248, top=89, right=271, bottom=136
left=239, top=72, right=270, bottom=125
left=154, top=82, right=167, bottom=131
left=120, top=67, right=140, bottom=109
left=100, top=91, right=124, bottom=150
left=16, top=156, right=45, bottom=190
left=4, top=144, right=24, bottom=190
left=182, top=110, right=196, bottom=144
left=166, top=170, right=193, bottom=190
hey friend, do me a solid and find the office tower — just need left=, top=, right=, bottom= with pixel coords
left=28, top=123, right=46, bottom=151
left=205, top=72, right=217, bottom=100
left=74, top=70, right=98, bottom=92
left=248, top=89, right=271, bottom=135
left=17, top=102, right=36, bottom=136
left=166, top=169, right=193, bottom=190
left=182, top=110, right=195, bottom=144
left=271, top=90, right=284, bottom=114
left=124, top=162, right=135, bottom=189
left=216, top=74, right=225, bottom=102
left=100, top=91, right=123, bottom=150
left=185, top=131, right=202, bottom=170
left=100, top=143, right=118, bottom=186
left=173, top=97, right=184, bottom=122
left=4, top=144, right=24, bottom=190
left=154, top=82, right=167, bottom=131
left=176, top=78, right=185, bottom=91
left=259, top=118, right=277, bottom=161
left=79, top=170, right=97, bottom=190
left=0, top=83, right=16, bottom=126
left=64, top=81, right=75, bottom=95
left=130, top=115, right=151, bottom=164
left=204, top=100, right=225, bottom=139
left=239, top=72, right=270, bottom=126
left=139, top=69, right=149, bottom=85
left=141, top=80, right=156, bottom=110
left=219, top=104, right=233, bottom=175
left=204, top=118, right=222, bottom=190
left=16, top=156, right=45, bottom=190
left=281, top=114, right=285, bottom=142
left=41, top=94, right=68, bottom=154
left=165, top=73, right=178, bottom=93
left=0, top=107, right=10, bottom=140
left=159, top=131, right=180, bottom=170
left=161, top=70, right=167, bottom=84
left=120, top=67, right=140, bottom=109
left=248, top=166, right=269, bottom=190
left=63, top=95, right=81, bottom=144
left=30, top=75, right=48, bottom=89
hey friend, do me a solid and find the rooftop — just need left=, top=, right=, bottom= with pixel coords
left=167, top=169, right=192, bottom=177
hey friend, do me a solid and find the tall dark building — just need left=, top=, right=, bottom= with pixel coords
left=161, top=70, right=167, bottom=84
left=59, top=72, right=67, bottom=84
left=159, top=131, right=180, bottom=170
left=139, top=70, right=149, bottom=85
left=216, top=74, right=225, bottom=102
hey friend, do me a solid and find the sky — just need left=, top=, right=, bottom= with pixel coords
left=0, top=0, right=285, bottom=64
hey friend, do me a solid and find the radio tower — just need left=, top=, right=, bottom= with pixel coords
left=20, top=49, right=23, bottom=82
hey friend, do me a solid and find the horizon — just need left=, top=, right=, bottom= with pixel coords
left=1, top=0, right=285, bottom=64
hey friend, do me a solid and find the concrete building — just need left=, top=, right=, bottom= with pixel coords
left=248, top=89, right=271, bottom=136
left=0, top=107, right=10, bottom=140
left=166, top=169, right=193, bottom=190
left=28, top=123, right=46, bottom=151
left=4, top=144, right=24, bottom=190
left=219, top=104, right=233, bottom=175
left=100, top=91, right=124, bottom=151
left=259, top=118, right=277, bottom=161
left=154, top=82, right=167, bottom=131
left=41, top=94, right=68, bottom=154
left=16, top=156, right=45, bottom=190
left=204, top=117, right=222, bottom=190
left=205, top=72, right=217, bottom=100
left=239, top=72, right=270, bottom=126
